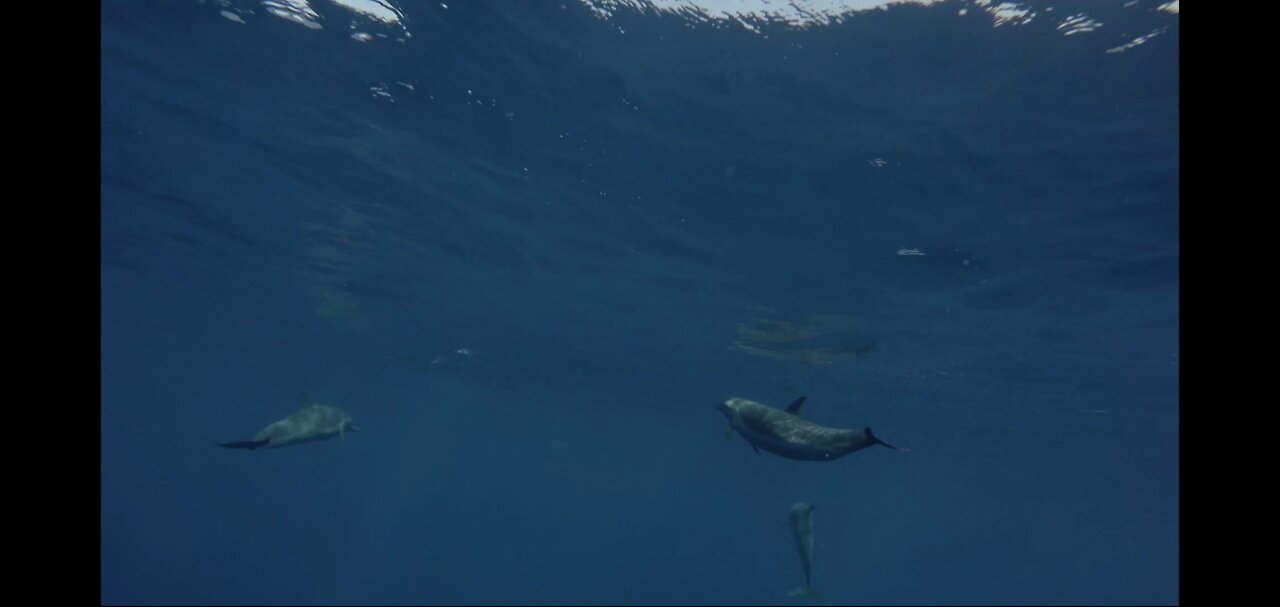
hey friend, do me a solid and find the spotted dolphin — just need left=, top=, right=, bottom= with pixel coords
left=716, top=396, right=898, bottom=461
left=220, top=403, right=358, bottom=450
left=787, top=502, right=819, bottom=598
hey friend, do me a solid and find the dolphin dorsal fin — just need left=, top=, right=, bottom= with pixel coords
left=300, top=391, right=312, bottom=405
left=786, top=396, right=807, bottom=415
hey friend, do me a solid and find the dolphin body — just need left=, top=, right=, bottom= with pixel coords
left=787, top=502, right=818, bottom=598
left=716, top=396, right=898, bottom=461
left=220, top=403, right=358, bottom=450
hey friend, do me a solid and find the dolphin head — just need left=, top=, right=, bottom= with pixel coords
left=716, top=398, right=747, bottom=424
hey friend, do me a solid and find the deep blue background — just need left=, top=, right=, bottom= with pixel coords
left=101, top=0, right=1178, bottom=604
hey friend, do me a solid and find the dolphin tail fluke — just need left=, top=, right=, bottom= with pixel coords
left=865, top=427, right=900, bottom=450
left=219, top=439, right=270, bottom=450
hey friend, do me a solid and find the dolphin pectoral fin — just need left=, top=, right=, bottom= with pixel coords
left=785, top=396, right=807, bottom=415
left=725, top=425, right=734, bottom=438
left=865, top=427, right=899, bottom=450
left=219, top=439, right=270, bottom=450
left=750, top=442, right=761, bottom=455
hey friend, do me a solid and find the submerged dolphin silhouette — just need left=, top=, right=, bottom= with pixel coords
left=787, top=502, right=819, bottom=598
left=716, top=396, right=898, bottom=461
left=220, top=403, right=358, bottom=450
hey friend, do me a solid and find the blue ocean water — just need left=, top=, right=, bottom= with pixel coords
left=100, top=0, right=1179, bottom=604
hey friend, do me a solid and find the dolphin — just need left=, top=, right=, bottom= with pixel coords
left=787, top=502, right=818, bottom=598
left=716, top=396, right=898, bottom=461
left=219, top=403, right=358, bottom=450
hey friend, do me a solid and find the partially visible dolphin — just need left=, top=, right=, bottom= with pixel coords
left=716, top=396, right=899, bottom=461
left=787, top=502, right=818, bottom=598
left=220, top=403, right=358, bottom=450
